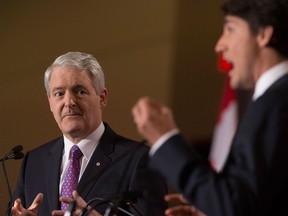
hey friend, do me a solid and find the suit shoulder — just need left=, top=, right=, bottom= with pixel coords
left=103, top=123, right=150, bottom=153
left=26, top=136, right=63, bottom=156
left=115, top=134, right=149, bottom=153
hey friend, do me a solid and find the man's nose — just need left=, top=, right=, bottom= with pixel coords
left=64, top=92, right=76, bottom=107
left=214, top=34, right=226, bottom=54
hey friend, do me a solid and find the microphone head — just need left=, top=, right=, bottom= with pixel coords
left=0, top=145, right=24, bottom=162
left=13, top=152, right=24, bottom=160
left=12, top=145, right=23, bottom=153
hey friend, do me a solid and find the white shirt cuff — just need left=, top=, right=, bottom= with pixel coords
left=149, top=128, right=180, bottom=156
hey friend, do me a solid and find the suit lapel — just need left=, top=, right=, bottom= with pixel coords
left=77, top=124, right=116, bottom=199
left=44, top=138, right=64, bottom=212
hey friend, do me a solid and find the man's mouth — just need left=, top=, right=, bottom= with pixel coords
left=219, top=53, right=233, bottom=73
left=62, top=113, right=81, bottom=118
left=222, top=56, right=234, bottom=72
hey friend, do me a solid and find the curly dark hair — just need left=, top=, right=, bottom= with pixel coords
left=221, top=0, right=288, bottom=57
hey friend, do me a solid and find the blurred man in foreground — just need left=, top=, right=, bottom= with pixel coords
left=132, top=0, right=288, bottom=215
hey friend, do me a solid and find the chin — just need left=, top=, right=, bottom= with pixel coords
left=229, top=79, right=238, bottom=90
left=232, top=81, right=253, bottom=91
left=62, top=123, right=83, bottom=133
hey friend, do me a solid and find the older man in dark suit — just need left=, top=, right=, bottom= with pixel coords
left=11, top=52, right=167, bottom=216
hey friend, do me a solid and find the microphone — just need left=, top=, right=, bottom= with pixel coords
left=13, top=152, right=25, bottom=160
left=1, top=145, right=24, bottom=216
left=0, top=145, right=24, bottom=161
left=79, top=192, right=142, bottom=216
left=103, top=191, right=143, bottom=216
left=12, top=145, right=23, bottom=153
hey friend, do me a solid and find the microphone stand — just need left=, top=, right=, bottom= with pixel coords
left=81, top=197, right=135, bottom=216
left=2, top=155, right=13, bottom=202
left=103, top=197, right=138, bottom=216
left=1, top=145, right=24, bottom=216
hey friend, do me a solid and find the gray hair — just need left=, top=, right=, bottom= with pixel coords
left=44, top=51, right=105, bottom=96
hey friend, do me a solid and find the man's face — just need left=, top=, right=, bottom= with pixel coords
left=48, top=66, right=107, bottom=143
left=215, top=15, right=260, bottom=90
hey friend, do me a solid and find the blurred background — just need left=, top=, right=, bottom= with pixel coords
left=0, top=0, right=224, bottom=213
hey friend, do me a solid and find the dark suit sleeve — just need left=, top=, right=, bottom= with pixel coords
left=149, top=93, right=288, bottom=216
left=130, top=149, right=168, bottom=216
left=149, top=135, right=237, bottom=216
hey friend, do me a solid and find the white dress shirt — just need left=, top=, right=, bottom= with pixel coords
left=252, top=61, right=288, bottom=101
left=59, top=122, right=105, bottom=193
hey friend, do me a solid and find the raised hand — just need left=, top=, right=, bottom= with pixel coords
left=165, top=193, right=206, bottom=216
left=11, top=193, right=43, bottom=216
left=132, top=97, right=177, bottom=145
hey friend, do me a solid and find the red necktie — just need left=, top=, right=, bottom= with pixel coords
left=61, top=145, right=83, bottom=210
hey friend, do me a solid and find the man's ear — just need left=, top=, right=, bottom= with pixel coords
left=99, top=89, right=108, bottom=109
left=257, top=26, right=273, bottom=48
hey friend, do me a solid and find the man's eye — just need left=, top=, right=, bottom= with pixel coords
left=54, top=92, right=63, bottom=97
left=77, top=90, right=87, bottom=95
left=224, top=25, right=235, bottom=34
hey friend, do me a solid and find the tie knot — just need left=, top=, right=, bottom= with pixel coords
left=70, top=145, right=83, bottom=160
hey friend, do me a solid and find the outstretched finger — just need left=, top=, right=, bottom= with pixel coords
left=28, top=193, right=43, bottom=211
left=12, top=198, right=23, bottom=211
left=165, top=205, right=200, bottom=216
left=165, top=193, right=188, bottom=204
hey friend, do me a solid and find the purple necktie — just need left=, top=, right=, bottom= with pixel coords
left=61, top=145, right=83, bottom=210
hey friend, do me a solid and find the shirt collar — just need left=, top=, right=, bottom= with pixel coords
left=253, top=60, right=288, bottom=101
left=63, top=122, right=105, bottom=160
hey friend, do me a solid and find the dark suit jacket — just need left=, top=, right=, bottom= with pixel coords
left=149, top=74, right=288, bottom=216
left=12, top=123, right=167, bottom=216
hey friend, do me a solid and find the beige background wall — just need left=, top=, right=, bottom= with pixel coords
left=0, top=0, right=223, bottom=213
